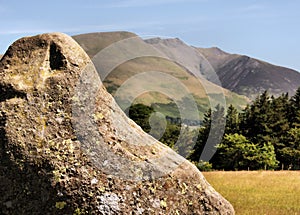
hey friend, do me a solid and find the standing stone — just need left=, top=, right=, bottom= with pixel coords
left=0, top=33, right=234, bottom=214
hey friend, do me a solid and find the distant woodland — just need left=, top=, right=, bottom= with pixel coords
left=128, top=88, right=300, bottom=171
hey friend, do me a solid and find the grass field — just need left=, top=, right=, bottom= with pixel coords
left=202, top=171, right=300, bottom=215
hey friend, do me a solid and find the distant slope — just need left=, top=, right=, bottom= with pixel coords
left=196, top=47, right=239, bottom=70
left=197, top=48, right=300, bottom=99
left=73, top=31, right=137, bottom=58
left=74, top=32, right=300, bottom=102
left=145, top=38, right=213, bottom=81
left=144, top=38, right=230, bottom=89
left=145, top=39, right=300, bottom=99
left=73, top=32, right=249, bottom=119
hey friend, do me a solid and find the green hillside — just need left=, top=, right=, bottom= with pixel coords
left=73, top=32, right=249, bottom=120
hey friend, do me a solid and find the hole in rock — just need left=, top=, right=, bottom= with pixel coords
left=49, top=43, right=66, bottom=70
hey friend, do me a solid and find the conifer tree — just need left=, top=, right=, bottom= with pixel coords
left=240, top=91, right=272, bottom=144
left=289, top=87, right=300, bottom=127
left=225, top=104, right=239, bottom=134
left=189, top=105, right=225, bottom=162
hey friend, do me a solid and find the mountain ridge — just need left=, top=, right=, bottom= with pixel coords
left=196, top=46, right=300, bottom=99
left=73, top=31, right=137, bottom=57
left=146, top=38, right=300, bottom=99
left=73, top=31, right=300, bottom=103
left=217, top=54, right=300, bottom=99
left=73, top=32, right=250, bottom=120
left=143, top=36, right=300, bottom=99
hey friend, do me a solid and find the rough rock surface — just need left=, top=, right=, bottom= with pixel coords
left=0, top=33, right=235, bottom=214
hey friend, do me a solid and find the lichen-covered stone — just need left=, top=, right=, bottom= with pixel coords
left=0, top=33, right=234, bottom=214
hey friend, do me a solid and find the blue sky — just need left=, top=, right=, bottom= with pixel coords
left=1, top=0, right=300, bottom=71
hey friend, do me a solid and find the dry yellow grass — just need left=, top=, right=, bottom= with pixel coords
left=203, top=171, right=300, bottom=215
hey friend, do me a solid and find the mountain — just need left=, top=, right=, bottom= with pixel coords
left=72, top=31, right=137, bottom=57
left=74, top=32, right=300, bottom=102
left=74, top=31, right=300, bottom=116
left=143, top=37, right=300, bottom=99
left=196, top=47, right=238, bottom=70
left=198, top=47, right=300, bottom=99
left=0, top=54, right=3, bottom=60
left=73, top=32, right=249, bottom=120
left=0, top=32, right=234, bottom=214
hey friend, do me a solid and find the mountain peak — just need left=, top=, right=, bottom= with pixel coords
left=198, top=47, right=230, bottom=56
left=74, top=31, right=137, bottom=38
left=73, top=31, right=138, bottom=57
left=145, top=37, right=185, bottom=47
left=73, top=31, right=300, bottom=100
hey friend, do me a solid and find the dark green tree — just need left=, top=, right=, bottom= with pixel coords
left=267, top=94, right=290, bottom=167
left=172, top=126, right=198, bottom=158
left=279, top=127, right=300, bottom=169
left=127, top=103, right=154, bottom=133
left=128, top=103, right=182, bottom=148
left=188, top=108, right=212, bottom=162
left=240, top=91, right=272, bottom=144
left=215, top=133, right=278, bottom=170
left=225, top=104, right=239, bottom=134
left=289, top=87, right=300, bottom=127
left=189, top=105, right=225, bottom=162
left=269, top=93, right=290, bottom=138
left=159, top=123, right=181, bottom=148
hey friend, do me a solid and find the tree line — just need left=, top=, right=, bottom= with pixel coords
left=128, top=88, right=300, bottom=171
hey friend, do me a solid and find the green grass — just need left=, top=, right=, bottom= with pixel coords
left=203, top=171, right=300, bottom=215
